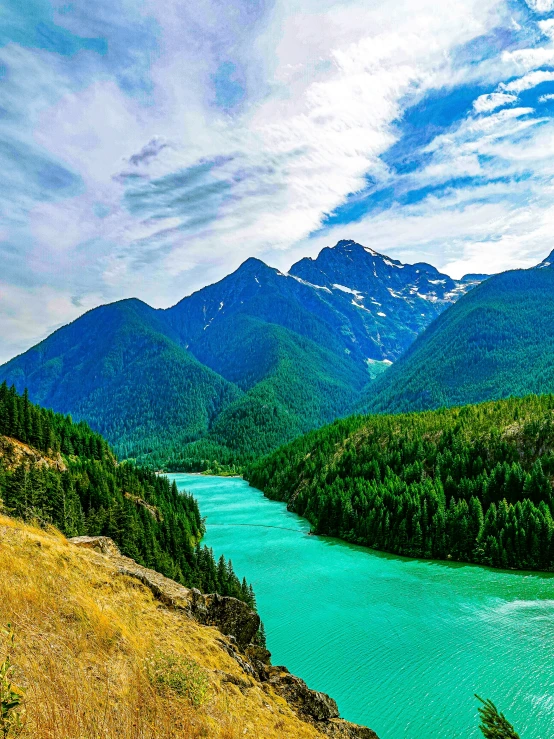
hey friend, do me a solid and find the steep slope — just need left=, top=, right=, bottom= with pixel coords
left=288, top=239, right=483, bottom=361
left=168, top=241, right=483, bottom=368
left=169, top=316, right=368, bottom=466
left=0, top=299, right=241, bottom=459
left=160, top=241, right=484, bottom=465
left=246, top=394, right=554, bottom=572
left=364, top=255, right=554, bottom=415
left=0, top=383, right=254, bottom=602
left=0, top=241, right=484, bottom=465
left=0, top=516, right=377, bottom=739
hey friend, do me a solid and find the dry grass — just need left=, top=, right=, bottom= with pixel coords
left=0, top=515, right=325, bottom=739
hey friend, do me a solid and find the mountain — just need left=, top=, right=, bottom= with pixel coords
left=0, top=241, right=483, bottom=466
left=246, top=393, right=554, bottom=572
left=0, top=299, right=241, bottom=460
left=287, top=239, right=483, bottom=361
left=363, top=253, right=554, bottom=415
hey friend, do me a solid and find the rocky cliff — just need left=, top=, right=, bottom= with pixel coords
left=70, top=534, right=377, bottom=739
left=0, top=514, right=378, bottom=738
left=0, top=434, right=66, bottom=472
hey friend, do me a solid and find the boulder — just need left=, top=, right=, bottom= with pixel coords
left=189, top=589, right=260, bottom=650
left=70, top=536, right=121, bottom=556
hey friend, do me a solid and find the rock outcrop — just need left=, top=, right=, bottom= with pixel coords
left=70, top=536, right=259, bottom=649
left=70, top=535, right=378, bottom=738
left=123, top=492, right=163, bottom=521
left=0, top=435, right=66, bottom=472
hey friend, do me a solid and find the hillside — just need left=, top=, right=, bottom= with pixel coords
left=0, top=241, right=482, bottom=467
left=0, top=516, right=376, bottom=739
left=363, top=255, right=554, bottom=415
left=0, top=383, right=254, bottom=604
left=0, top=299, right=241, bottom=461
left=246, top=394, right=554, bottom=572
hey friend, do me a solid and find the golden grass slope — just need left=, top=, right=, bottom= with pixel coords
left=0, top=515, right=336, bottom=739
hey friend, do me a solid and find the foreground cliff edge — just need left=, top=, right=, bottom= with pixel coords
left=0, top=515, right=377, bottom=739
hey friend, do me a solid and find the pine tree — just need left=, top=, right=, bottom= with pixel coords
left=475, top=696, right=520, bottom=739
left=0, top=385, right=258, bottom=611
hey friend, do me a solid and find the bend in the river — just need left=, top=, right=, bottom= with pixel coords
left=171, top=473, right=554, bottom=739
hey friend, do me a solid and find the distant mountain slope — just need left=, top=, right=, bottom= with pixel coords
left=179, top=317, right=369, bottom=463
left=288, top=239, right=483, bottom=360
left=0, top=240, right=484, bottom=465
left=168, top=241, right=482, bottom=367
left=364, top=253, right=554, bottom=415
left=0, top=299, right=241, bottom=459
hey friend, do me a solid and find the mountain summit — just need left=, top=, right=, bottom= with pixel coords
left=363, top=254, right=554, bottom=415
left=0, top=241, right=485, bottom=465
left=287, top=239, right=482, bottom=361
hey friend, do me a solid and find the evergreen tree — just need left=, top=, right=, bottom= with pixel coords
left=247, top=394, right=554, bottom=573
left=0, top=386, right=258, bottom=610
left=476, top=696, right=520, bottom=739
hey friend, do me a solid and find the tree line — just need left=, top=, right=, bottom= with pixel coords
left=247, top=394, right=554, bottom=571
left=0, top=382, right=256, bottom=609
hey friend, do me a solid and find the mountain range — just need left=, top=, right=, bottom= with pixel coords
left=364, top=249, right=554, bottom=414
left=0, top=240, right=482, bottom=466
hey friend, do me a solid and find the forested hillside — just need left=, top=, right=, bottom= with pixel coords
left=0, top=299, right=242, bottom=462
left=0, top=383, right=256, bottom=606
left=364, top=257, right=554, bottom=415
left=247, top=395, right=554, bottom=571
left=0, top=241, right=481, bottom=468
left=161, top=318, right=369, bottom=470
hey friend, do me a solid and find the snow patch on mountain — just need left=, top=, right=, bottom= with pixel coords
left=287, top=274, right=332, bottom=292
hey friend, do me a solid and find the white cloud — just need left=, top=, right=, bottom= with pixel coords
left=473, top=92, right=517, bottom=112
left=4, top=0, right=503, bottom=295
left=500, top=69, right=554, bottom=94
left=524, top=0, right=554, bottom=13
left=0, top=283, right=105, bottom=365
left=5, top=0, right=554, bottom=360
left=538, top=19, right=554, bottom=39
left=501, top=46, right=554, bottom=70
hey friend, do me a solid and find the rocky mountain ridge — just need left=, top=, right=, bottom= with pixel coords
left=363, top=255, right=554, bottom=415
left=0, top=239, right=486, bottom=464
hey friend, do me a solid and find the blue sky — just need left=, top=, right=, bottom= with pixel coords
left=2, top=0, right=554, bottom=361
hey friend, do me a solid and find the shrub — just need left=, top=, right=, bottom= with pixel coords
left=0, top=625, right=25, bottom=739
left=146, top=653, right=210, bottom=707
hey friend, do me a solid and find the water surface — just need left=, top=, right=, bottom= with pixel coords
left=171, top=473, right=554, bottom=739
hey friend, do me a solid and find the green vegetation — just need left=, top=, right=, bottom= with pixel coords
left=146, top=653, right=210, bottom=707
left=476, top=696, right=520, bottom=739
left=0, top=300, right=241, bottom=465
left=365, top=264, right=554, bottom=415
left=247, top=394, right=554, bottom=571
left=163, top=318, right=367, bottom=470
left=0, top=625, right=25, bottom=739
left=0, top=298, right=367, bottom=471
left=0, top=243, right=476, bottom=471
left=0, top=383, right=255, bottom=606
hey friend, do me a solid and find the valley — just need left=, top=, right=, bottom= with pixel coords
left=6, top=4, right=554, bottom=737
left=3, top=245, right=554, bottom=738
left=0, top=241, right=483, bottom=469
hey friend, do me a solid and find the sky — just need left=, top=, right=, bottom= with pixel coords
left=2, top=0, right=554, bottom=362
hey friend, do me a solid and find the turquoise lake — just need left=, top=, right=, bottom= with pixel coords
left=170, top=473, right=554, bottom=739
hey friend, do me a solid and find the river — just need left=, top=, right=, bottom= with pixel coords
left=170, top=473, right=554, bottom=739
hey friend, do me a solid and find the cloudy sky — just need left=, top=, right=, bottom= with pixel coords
left=2, top=0, right=554, bottom=362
